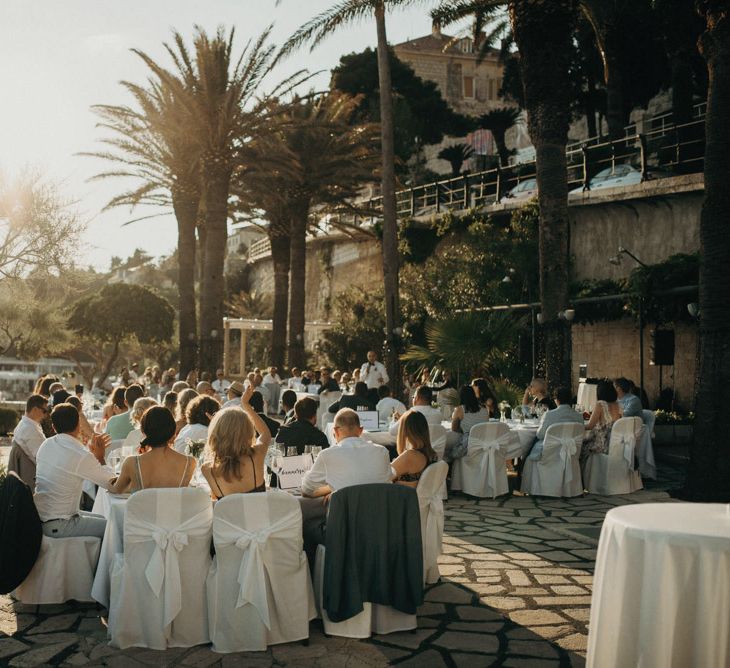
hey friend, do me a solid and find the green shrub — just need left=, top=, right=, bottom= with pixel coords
left=654, top=410, right=695, bottom=425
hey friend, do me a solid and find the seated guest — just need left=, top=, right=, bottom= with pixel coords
left=318, top=367, right=340, bottom=394
left=300, top=409, right=392, bottom=560
left=101, top=386, right=127, bottom=428
left=339, top=372, right=351, bottom=391
left=106, top=384, right=145, bottom=440
left=580, top=380, right=622, bottom=467
left=171, top=380, right=189, bottom=394
left=388, top=384, right=442, bottom=435
left=122, top=397, right=158, bottom=451
left=195, top=381, right=217, bottom=398
left=471, top=378, right=498, bottom=418
left=430, top=369, right=455, bottom=391
left=276, top=397, right=330, bottom=455
left=281, top=389, right=297, bottom=424
left=34, top=403, right=113, bottom=538
left=66, top=396, right=94, bottom=444
left=390, top=410, right=437, bottom=487
left=175, top=388, right=199, bottom=433
left=212, top=369, right=230, bottom=397
left=328, top=381, right=376, bottom=413
left=47, top=382, right=66, bottom=406
left=522, top=378, right=556, bottom=415
left=7, top=394, right=48, bottom=487
left=110, top=406, right=196, bottom=494
left=162, top=391, right=178, bottom=416
left=173, top=394, right=220, bottom=453
left=614, top=377, right=643, bottom=418
left=444, top=385, right=490, bottom=463
left=287, top=367, right=303, bottom=389
left=262, top=366, right=282, bottom=414
left=248, top=390, right=280, bottom=439
left=201, top=386, right=272, bottom=500
left=527, top=387, right=584, bottom=460
left=375, top=385, right=406, bottom=425
left=221, top=381, right=244, bottom=409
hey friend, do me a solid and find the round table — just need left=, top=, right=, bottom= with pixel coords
left=587, top=503, right=730, bottom=668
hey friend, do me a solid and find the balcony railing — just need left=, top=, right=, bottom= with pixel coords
left=247, top=115, right=706, bottom=263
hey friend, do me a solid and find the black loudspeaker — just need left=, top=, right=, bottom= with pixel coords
left=650, top=329, right=675, bottom=366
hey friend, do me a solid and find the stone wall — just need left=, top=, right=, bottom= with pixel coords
left=572, top=319, right=697, bottom=411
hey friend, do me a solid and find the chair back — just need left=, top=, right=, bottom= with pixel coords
left=107, top=439, right=125, bottom=453
left=428, top=424, right=448, bottom=460
left=7, top=441, right=36, bottom=489
left=609, top=417, right=643, bottom=468
left=416, top=462, right=448, bottom=584
left=542, top=422, right=584, bottom=482
left=467, top=421, right=512, bottom=448
left=212, top=491, right=305, bottom=629
left=324, top=484, right=423, bottom=622
left=123, top=487, right=212, bottom=629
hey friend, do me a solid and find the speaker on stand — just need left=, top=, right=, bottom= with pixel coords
left=650, top=329, right=675, bottom=396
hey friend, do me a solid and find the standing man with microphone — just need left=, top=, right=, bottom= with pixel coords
left=360, top=350, right=389, bottom=390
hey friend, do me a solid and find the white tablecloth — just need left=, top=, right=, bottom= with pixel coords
left=502, top=419, right=539, bottom=457
left=587, top=503, right=730, bottom=668
left=577, top=382, right=598, bottom=412
left=295, top=391, right=320, bottom=404
left=91, top=489, right=129, bottom=609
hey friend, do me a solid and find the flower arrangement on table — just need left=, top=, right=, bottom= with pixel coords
left=185, top=438, right=207, bottom=461
left=498, top=401, right=512, bottom=420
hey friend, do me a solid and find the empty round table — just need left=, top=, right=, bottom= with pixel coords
left=587, top=503, right=730, bottom=668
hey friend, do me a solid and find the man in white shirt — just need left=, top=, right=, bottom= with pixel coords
left=388, top=385, right=443, bottom=436
left=376, top=385, right=407, bottom=426
left=212, top=369, right=231, bottom=396
left=287, top=367, right=303, bottom=389
left=300, top=409, right=392, bottom=563
left=13, top=394, right=48, bottom=462
left=262, top=366, right=282, bottom=415
left=221, top=380, right=245, bottom=409
left=360, top=350, right=389, bottom=390
left=34, top=403, right=113, bottom=538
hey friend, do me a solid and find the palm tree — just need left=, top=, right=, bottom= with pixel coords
left=133, top=27, right=307, bottom=373
left=477, top=107, right=521, bottom=166
left=685, top=0, right=730, bottom=501
left=239, top=93, right=380, bottom=369
left=280, top=0, right=425, bottom=389
left=83, top=81, right=201, bottom=376
left=438, top=143, right=475, bottom=175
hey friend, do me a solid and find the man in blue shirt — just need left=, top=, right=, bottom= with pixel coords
left=528, top=387, right=584, bottom=460
left=614, top=377, right=643, bottom=418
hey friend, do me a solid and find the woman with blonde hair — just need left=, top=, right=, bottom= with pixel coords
left=122, top=397, right=158, bottom=450
left=201, top=385, right=272, bottom=500
left=390, top=410, right=437, bottom=487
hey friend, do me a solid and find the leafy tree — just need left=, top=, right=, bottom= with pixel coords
left=331, top=47, right=471, bottom=165
left=282, top=0, right=431, bottom=393
left=67, top=283, right=174, bottom=387
left=684, top=0, right=730, bottom=501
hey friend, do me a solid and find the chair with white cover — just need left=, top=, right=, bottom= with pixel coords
left=206, top=490, right=316, bottom=653
left=521, top=423, right=585, bottom=497
left=428, top=424, right=448, bottom=500
left=638, top=409, right=657, bottom=480
left=451, top=422, right=514, bottom=498
left=14, top=536, right=101, bottom=604
left=583, top=417, right=644, bottom=495
left=416, top=461, right=448, bottom=584
left=108, top=487, right=213, bottom=650
left=317, top=392, right=341, bottom=428
left=320, top=410, right=335, bottom=432
left=313, top=484, right=421, bottom=638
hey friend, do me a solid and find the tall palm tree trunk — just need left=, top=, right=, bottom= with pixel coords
left=511, top=0, right=577, bottom=390
left=375, top=2, right=401, bottom=393
left=198, top=172, right=230, bottom=374
left=287, top=205, right=308, bottom=368
left=269, top=226, right=291, bottom=369
left=685, top=2, right=730, bottom=501
left=172, top=191, right=199, bottom=376
left=493, top=129, right=510, bottom=167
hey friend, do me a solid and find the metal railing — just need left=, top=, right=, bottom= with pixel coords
left=247, top=114, right=706, bottom=263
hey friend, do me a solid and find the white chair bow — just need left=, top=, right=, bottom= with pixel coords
left=125, top=506, right=211, bottom=629
left=214, top=508, right=303, bottom=629
left=620, top=433, right=638, bottom=470
left=553, top=436, right=579, bottom=484
left=467, top=431, right=512, bottom=494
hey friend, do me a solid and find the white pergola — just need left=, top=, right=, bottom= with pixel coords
left=222, top=317, right=332, bottom=378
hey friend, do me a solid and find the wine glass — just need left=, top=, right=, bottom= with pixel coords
left=304, top=445, right=313, bottom=455
left=286, top=446, right=297, bottom=457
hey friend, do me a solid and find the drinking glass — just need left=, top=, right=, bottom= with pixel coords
left=108, top=453, right=122, bottom=475
left=304, top=445, right=313, bottom=455
left=312, top=446, right=322, bottom=458
left=286, top=446, right=297, bottom=457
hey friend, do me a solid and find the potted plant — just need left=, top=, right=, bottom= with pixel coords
left=653, top=410, right=695, bottom=445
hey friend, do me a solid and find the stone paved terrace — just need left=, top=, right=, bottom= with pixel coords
left=0, top=461, right=685, bottom=667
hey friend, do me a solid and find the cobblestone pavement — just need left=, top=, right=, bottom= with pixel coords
left=0, top=462, right=683, bottom=667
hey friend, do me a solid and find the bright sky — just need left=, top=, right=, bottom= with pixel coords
left=0, top=0, right=436, bottom=269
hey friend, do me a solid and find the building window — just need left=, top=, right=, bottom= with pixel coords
left=488, top=79, right=495, bottom=100
left=459, top=38, right=474, bottom=53
left=463, top=76, right=474, bottom=98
